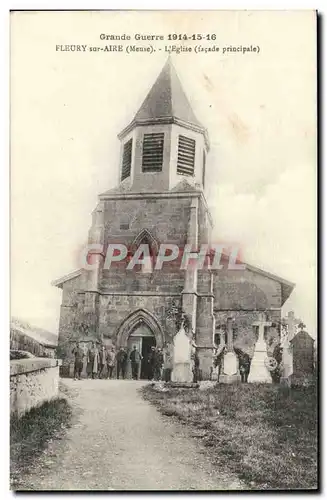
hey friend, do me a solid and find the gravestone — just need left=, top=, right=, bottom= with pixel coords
left=248, top=313, right=272, bottom=383
left=280, top=311, right=302, bottom=382
left=171, top=325, right=193, bottom=383
left=289, top=326, right=315, bottom=385
left=280, top=327, right=293, bottom=382
left=283, top=311, right=302, bottom=341
left=220, top=317, right=241, bottom=383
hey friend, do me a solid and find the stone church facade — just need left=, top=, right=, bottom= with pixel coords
left=53, top=59, right=294, bottom=379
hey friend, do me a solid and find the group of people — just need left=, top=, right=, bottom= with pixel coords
left=72, top=342, right=128, bottom=381
left=148, top=344, right=176, bottom=382
left=71, top=341, right=175, bottom=382
left=115, top=343, right=173, bottom=381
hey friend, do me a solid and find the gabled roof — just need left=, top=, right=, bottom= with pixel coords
left=11, top=318, right=58, bottom=347
left=212, top=254, right=295, bottom=306
left=245, top=262, right=295, bottom=306
left=51, top=269, right=82, bottom=289
left=118, top=58, right=208, bottom=144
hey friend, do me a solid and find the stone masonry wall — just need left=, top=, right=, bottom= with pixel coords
left=99, top=294, right=181, bottom=343
left=102, top=195, right=191, bottom=250
left=10, top=358, right=62, bottom=417
left=213, top=267, right=282, bottom=310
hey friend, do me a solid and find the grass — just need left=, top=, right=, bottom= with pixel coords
left=10, top=398, right=73, bottom=489
left=142, top=383, right=318, bottom=490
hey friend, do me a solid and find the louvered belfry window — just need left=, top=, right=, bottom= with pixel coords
left=142, top=133, right=164, bottom=172
left=177, top=135, right=196, bottom=176
left=121, top=139, right=133, bottom=181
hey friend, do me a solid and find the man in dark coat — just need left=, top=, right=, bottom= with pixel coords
left=153, top=348, right=164, bottom=381
left=147, top=346, right=156, bottom=380
left=239, top=353, right=251, bottom=383
left=116, top=347, right=128, bottom=379
left=193, top=349, right=200, bottom=383
left=72, top=341, right=84, bottom=380
left=130, top=345, right=142, bottom=380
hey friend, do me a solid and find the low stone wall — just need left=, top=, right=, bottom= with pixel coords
left=10, top=357, right=62, bottom=417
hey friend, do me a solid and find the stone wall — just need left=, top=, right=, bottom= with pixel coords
left=102, top=195, right=191, bottom=250
left=213, top=267, right=282, bottom=310
left=98, top=294, right=180, bottom=342
left=10, top=358, right=62, bottom=417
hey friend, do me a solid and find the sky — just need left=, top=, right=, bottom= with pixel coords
left=10, top=10, right=317, bottom=335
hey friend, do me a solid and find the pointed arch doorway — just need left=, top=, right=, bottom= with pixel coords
left=116, top=309, right=164, bottom=380
left=127, top=323, right=156, bottom=379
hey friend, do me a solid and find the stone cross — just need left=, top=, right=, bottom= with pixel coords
left=283, top=311, right=302, bottom=341
left=281, top=314, right=302, bottom=383
left=226, top=317, right=234, bottom=351
left=253, top=312, right=272, bottom=351
left=219, top=329, right=226, bottom=348
left=220, top=317, right=240, bottom=382
left=248, top=312, right=272, bottom=383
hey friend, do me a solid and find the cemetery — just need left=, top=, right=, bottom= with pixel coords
left=143, top=382, right=317, bottom=490
left=141, top=309, right=317, bottom=490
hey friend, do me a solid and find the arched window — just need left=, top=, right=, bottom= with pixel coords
left=130, top=229, right=159, bottom=273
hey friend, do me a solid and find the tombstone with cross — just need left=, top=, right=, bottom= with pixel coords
left=282, top=311, right=302, bottom=341
left=248, top=312, right=273, bottom=383
left=280, top=313, right=303, bottom=384
left=219, top=317, right=241, bottom=383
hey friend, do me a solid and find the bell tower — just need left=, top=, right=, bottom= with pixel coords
left=54, top=58, right=216, bottom=381
left=117, top=58, right=209, bottom=192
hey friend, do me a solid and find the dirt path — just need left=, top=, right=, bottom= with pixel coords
left=20, top=380, right=244, bottom=491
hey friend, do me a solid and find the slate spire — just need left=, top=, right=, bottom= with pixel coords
left=118, top=58, right=207, bottom=139
left=134, top=58, right=203, bottom=127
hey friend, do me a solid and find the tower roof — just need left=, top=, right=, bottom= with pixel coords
left=118, top=58, right=208, bottom=143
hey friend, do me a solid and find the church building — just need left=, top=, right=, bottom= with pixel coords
left=53, top=59, right=294, bottom=379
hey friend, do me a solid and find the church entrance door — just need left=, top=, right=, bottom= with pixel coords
left=126, top=323, right=156, bottom=380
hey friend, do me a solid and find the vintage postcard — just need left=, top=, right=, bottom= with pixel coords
left=10, top=10, right=317, bottom=491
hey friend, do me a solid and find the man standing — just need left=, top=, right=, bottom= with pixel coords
left=72, top=341, right=84, bottom=380
left=147, top=346, right=156, bottom=380
left=116, top=347, right=128, bottom=379
left=153, top=347, right=164, bottom=381
left=107, top=346, right=116, bottom=379
left=239, top=353, right=251, bottom=383
left=87, top=342, right=99, bottom=379
left=130, top=345, right=142, bottom=380
left=193, top=349, right=200, bottom=383
left=98, top=345, right=107, bottom=379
